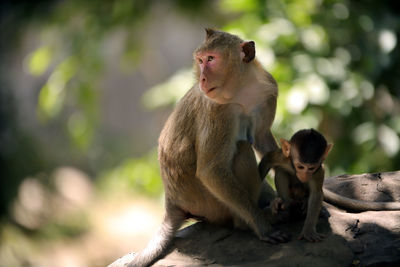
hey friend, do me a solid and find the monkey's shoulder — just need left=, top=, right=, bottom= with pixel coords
left=268, top=150, right=289, bottom=164
left=158, top=89, right=199, bottom=154
left=268, top=150, right=295, bottom=174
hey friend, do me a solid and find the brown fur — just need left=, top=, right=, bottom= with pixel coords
left=259, top=130, right=400, bottom=243
left=127, top=30, right=285, bottom=267
left=259, top=148, right=326, bottom=242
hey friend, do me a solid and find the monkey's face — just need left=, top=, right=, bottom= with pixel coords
left=291, top=148, right=320, bottom=183
left=195, top=50, right=235, bottom=103
left=293, top=161, right=320, bottom=183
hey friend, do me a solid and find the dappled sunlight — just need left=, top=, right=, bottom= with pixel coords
left=142, top=68, right=193, bottom=109
left=54, top=167, right=93, bottom=207
left=379, top=29, right=397, bottom=53
left=332, top=3, right=349, bottom=20
left=292, top=53, right=313, bottom=73
left=23, top=46, right=53, bottom=77
left=1, top=166, right=163, bottom=267
left=256, top=18, right=295, bottom=45
left=378, top=125, right=400, bottom=157
left=256, top=47, right=276, bottom=69
left=352, top=122, right=375, bottom=145
left=286, top=87, right=308, bottom=114
left=95, top=195, right=163, bottom=242
left=300, top=25, right=327, bottom=53
left=305, top=74, right=330, bottom=105
left=13, top=178, right=47, bottom=229
left=2, top=0, right=400, bottom=266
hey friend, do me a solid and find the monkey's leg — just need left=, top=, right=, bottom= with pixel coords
left=233, top=141, right=262, bottom=202
left=128, top=202, right=186, bottom=267
left=231, top=141, right=261, bottom=229
left=231, top=141, right=289, bottom=242
left=197, top=141, right=290, bottom=243
left=258, top=180, right=277, bottom=209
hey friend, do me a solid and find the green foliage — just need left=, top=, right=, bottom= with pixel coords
left=142, top=68, right=194, bottom=109
left=5, top=0, right=400, bottom=198
left=37, top=211, right=90, bottom=240
left=146, top=0, right=400, bottom=177
left=99, top=149, right=162, bottom=197
left=1, top=2, right=400, bottom=265
left=26, top=46, right=53, bottom=76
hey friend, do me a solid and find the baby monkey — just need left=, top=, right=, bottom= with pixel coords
left=259, top=129, right=332, bottom=242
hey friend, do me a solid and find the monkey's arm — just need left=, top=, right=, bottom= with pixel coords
left=197, top=149, right=270, bottom=239
left=273, top=168, right=295, bottom=221
left=261, top=151, right=294, bottom=214
left=263, top=150, right=294, bottom=203
left=299, top=168, right=325, bottom=242
left=274, top=168, right=292, bottom=202
left=253, top=96, right=278, bottom=157
left=258, top=150, right=279, bottom=179
left=196, top=113, right=276, bottom=241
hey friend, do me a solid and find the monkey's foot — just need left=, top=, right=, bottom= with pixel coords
left=298, top=231, right=325, bottom=242
left=260, top=230, right=291, bottom=244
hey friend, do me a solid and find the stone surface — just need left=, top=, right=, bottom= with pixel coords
left=110, top=171, right=400, bottom=267
left=154, top=218, right=353, bottom=267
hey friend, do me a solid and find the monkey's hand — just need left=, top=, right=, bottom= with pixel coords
left=270, top=197, right=291, bottom=213
left=260, top=230, right=291, bottom=244
left=298, top=228, right=325, bottom=242
left=270, top=197, right=291, bottom=223
left=256, top=210, right=291, bottom=244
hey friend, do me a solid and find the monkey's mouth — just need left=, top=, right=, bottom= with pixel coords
left=206, top=87, right=217, bottom=95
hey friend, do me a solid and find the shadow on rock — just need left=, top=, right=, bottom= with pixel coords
left=155, top=216, right=353, bottom=267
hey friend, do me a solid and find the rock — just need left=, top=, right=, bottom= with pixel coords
left=154, top=219, right=353, bottom=267
left=109, top=171, right=400, bottom=266
left=323, top=171, right=400, bottom=202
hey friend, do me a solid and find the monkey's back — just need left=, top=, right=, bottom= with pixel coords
left=157, top=87, right=234, bottom=223
left=158, top=87, right=199, bottom=176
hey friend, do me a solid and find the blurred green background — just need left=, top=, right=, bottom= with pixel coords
left=1, top=0, right=399, bottom=266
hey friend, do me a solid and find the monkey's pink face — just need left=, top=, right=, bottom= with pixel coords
left=195, top=51, right=230, bottom=102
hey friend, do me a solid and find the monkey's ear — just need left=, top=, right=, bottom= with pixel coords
left=280, top=138, right=291, bottom=158
left=322, top=143, right=333, bottom=161
left=205, top=28, right=216, bottom=39
left=241, top=41, right=255, bottom=63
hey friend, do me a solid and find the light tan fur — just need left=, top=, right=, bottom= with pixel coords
left=128, top=29, right=286, bottom=267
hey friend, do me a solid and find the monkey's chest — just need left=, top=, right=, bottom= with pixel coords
left=237, top=115, right=255, bottom=144
left=289, top=181, right=309, bottom=201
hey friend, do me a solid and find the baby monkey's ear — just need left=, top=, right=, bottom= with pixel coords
left=280, top=138, right=291, bottom=158
left=322, top=143, right=333, bottom=161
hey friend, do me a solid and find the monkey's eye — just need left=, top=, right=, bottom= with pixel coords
left=207, top=56, right=214, bottom=62
left=198, top=58, right=203, bottom=64
left=308, top=167, right=315, bottom=171
left=297, top=165, right=305, bottom=170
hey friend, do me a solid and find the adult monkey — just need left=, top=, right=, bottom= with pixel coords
left=127, top=29, right=288, bottom=267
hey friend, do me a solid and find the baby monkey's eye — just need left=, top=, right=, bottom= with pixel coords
left=297, top=165, right=305, bottom=170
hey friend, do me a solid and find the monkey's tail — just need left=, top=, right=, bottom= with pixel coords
left=128, top=210, right=185, bottom=267
left=323, top=188, right=400, bottom=211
